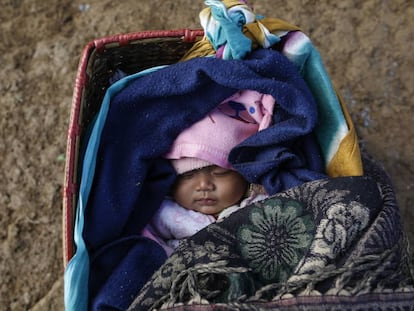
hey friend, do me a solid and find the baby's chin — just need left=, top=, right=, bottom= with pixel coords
left=191, top=203, right=226, bottom=217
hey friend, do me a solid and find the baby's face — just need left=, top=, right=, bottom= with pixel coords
left=172, top=165, right=248, bottom=216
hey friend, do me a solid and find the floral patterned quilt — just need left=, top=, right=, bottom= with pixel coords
left=128, top=154, right=414, bottom=310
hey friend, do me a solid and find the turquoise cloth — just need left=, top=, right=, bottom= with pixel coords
left=64, top=66, right=166, bottom=311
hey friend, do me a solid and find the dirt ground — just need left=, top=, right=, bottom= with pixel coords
left=0, top=0, right=413, bottom=310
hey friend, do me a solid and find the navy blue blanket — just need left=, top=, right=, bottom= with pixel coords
left=85, top=49, right=326, bottom=309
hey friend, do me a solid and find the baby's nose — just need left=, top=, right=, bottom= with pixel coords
left=195, top=173, right=215, bottom=191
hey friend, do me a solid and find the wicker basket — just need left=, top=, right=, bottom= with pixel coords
left=63, top=27, right=414, bottom=311
left=62, top=29, right=204, bottom=266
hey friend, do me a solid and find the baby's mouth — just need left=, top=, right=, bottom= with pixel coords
left=195, top=198, right=217, bottom=206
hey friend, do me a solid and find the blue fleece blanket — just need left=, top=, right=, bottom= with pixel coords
left=69, top=48, right=327, bottom=310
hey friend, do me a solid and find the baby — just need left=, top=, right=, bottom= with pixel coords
left=171, top=164, right=247, bottom=218
left=142, top=90, right=274, bottom=255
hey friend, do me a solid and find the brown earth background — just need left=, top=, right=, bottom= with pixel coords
left=1, top=0, right=413, bottom=310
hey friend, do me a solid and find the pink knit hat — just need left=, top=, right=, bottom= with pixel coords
left=164, top=90, right=275, bottom=174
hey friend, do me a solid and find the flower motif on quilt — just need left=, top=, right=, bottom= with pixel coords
left=313, top=201, right=370, bottom=259
left=237, top=198, right=314, bottom=282
left=291, top=200, right=370, bottom=283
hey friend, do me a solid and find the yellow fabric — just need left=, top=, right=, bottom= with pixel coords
left=327, top=92, right=363, bottom=177
left=180, top=40, right=216, bottom=61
